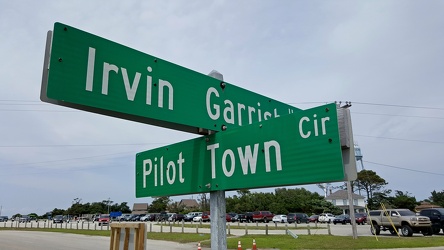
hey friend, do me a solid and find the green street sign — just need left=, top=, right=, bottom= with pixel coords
left=41, top=22, right=299, bottom=134
left=135, top=103, right=345, bottom=197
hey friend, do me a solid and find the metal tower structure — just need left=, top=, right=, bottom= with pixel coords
left=354, top=143, right=364, bottom=170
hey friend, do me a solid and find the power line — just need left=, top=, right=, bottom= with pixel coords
left=355, top=134, right=444, bottom=144
left=351, top=102, right=444, bottom=111
left=289, top=101, right=444, bottom=111
left=0, top=142, right=166, bottom=148
left=0, top=100, right=40, bottom=102
left=0, top=109, right=77, bottom=112
left=0, top=160, right=126, bottom=177
left=364, top=160, right=444, bottom=176
left=0, top=151, right=135, bottom=168
left=352, top=112, right=444, bottom=120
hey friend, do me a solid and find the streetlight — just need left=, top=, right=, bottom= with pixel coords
left=107, top=198, right=110, bottom=214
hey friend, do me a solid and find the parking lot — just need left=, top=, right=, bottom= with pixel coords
left=0, top=219, right=415, bottom=237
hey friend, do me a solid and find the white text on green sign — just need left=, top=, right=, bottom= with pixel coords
left=42, top=22, right=299, bottom=134
left=136, top=103, right=344, bottom=197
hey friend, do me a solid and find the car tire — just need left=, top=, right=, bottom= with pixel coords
left=401, top=225, right=413, bottom=237
left=297, top=219, right=301, bottom=224
left=422, top=227, right=433, bottom=236
left=370, top=224, right=380, bottom=235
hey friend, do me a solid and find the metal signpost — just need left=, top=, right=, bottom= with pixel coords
left=41, top=23, right=357, bottom=250
left=41, top=22, right=299, bottom=135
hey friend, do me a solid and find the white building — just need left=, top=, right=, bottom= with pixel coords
left=325, top=190, right=366, bottom=214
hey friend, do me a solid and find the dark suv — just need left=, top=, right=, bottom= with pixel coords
left=419, top=208, right=444, bottom=234
left=287, top=213, right=309, bottom=224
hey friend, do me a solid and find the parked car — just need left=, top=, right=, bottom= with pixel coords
left=287, top=213, right=309, bottom=224
left=119, top=214, right=132, bottom=221
left=355, top=213, right=367, bottom=225
left=130, top=214, right=141, bottom=221
left=318, top=213, right=335, bottom=223
left=97, top=214, right=110, bottom=226
left=419, top=208, right=444, bottom=234
left=156, top=212, right=171, bottom=221
left=53, top=215, right=65, bottom=223
left=272, top=215, right=288, bottom=223
left=333, top=214, right=351, bottom=225
left=237, top=214, right=246, bottom=223
left=228, top=213, right=238, bottom=222
left=19, top=215, right=32, bottom=223
left=169, top=213, right=185, bottom=222
left=147, top=214, right=158, bottom=222
left=139, top=214, right=149, bottom=221
left=244, top=212, right=254, bottom=223
left=308, top=215, right=319, bottom=223
left=184, top=212, right=200, bottom=222
left=201, top=212, right=210, bottom=222
left=192, top=212, right=203, bottom=222
left=252, top=211, right=274, bottom=223
left=0, top=216, right=8, bottom=222
left=225, top=214, right=232, bottom=222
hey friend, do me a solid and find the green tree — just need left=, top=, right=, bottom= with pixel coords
left=391, top=190, right=418, bottom=210
left=354, top=170, right=388, bottom=201
left=368, top=190, right=392, bottom=210
left=51, top=208, right=66, bottom=216
left=111, top=202, right=131, bottom=213
left=198, top=193, right=210, bottom=211
left=429, top=190, right=444, bottom=207
left=167, top=201, right=185, bottom=213
left=149, top=196, right=170, bottom=212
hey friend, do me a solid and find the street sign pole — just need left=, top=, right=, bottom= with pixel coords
left=208, top=70, right=227, bottom=250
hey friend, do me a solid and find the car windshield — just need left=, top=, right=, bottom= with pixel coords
left=398, top=210, right=415, bottom=216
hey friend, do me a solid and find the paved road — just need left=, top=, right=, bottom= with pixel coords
left=0, top=230, right=201, bottom=250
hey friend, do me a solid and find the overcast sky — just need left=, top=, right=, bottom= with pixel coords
left=1, top=1, right=443, bottom=217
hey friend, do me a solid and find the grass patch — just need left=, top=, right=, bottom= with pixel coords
left=224, top=235, right=444, bottom=249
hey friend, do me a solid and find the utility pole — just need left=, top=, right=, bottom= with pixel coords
left=208, top=70, right=227, bottom=250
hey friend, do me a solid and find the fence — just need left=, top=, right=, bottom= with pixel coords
left=2, top=220, right=334, bottom=236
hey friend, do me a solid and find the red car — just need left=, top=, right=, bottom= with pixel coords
left=225, top=214, right=232, bottom=222
left=308, top=215, right=319, bottom=223
left=354, top=213, right=367, bottom=225
left=252, top=211, right=274, bottom=223
left=201, top=212, right=210, bottom=222
left=97, top=214, right=110, bottom=226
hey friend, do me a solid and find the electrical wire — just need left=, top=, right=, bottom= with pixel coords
left=0, top=142, right=166, bottom=148
left=364, top=160, right=444, bottom=176
left=354, top=135, right=444, bottom=144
